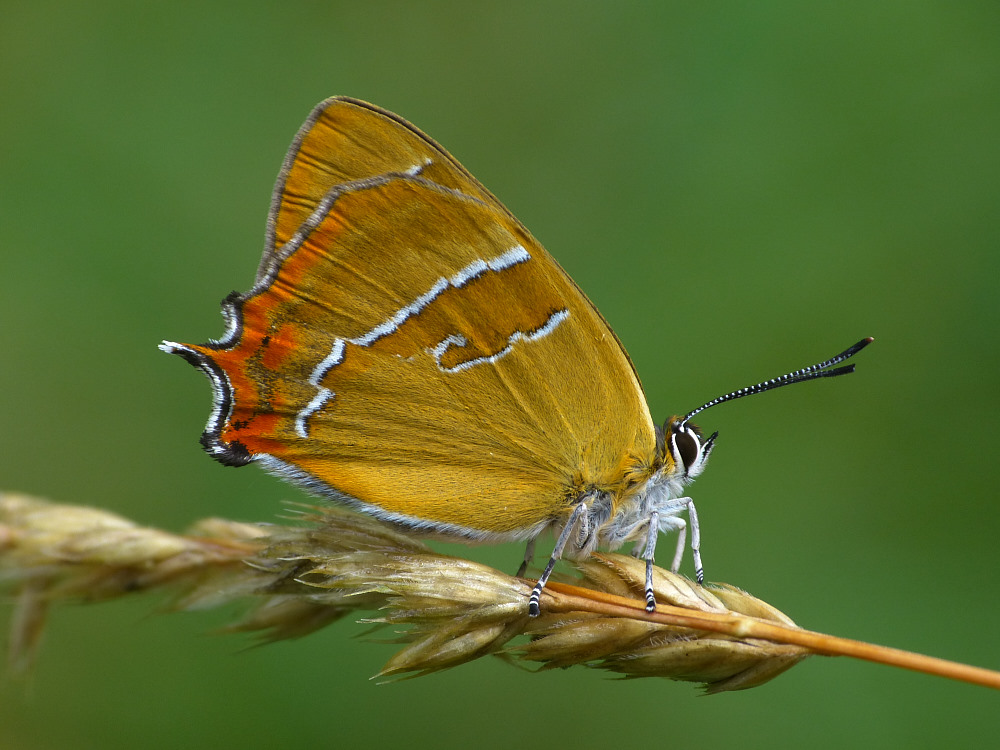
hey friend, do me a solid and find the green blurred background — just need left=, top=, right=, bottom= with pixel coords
left=3, top=2, right=999, bottom=747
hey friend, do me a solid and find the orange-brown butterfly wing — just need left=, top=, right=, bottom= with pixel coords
left=167, top=98, right=658, bottom=540
left=266, top=97, right=503, bottom=259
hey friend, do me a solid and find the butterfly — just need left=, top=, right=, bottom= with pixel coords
left=162, top=97, right=871, bottom=615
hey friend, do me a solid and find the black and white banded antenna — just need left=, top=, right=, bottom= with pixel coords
left=681, top=337, right=874, bottom=427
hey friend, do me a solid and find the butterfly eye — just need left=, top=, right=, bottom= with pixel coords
left=669, top=422, right=716, bottom=478
left=672, top=426, right=701, bottom=469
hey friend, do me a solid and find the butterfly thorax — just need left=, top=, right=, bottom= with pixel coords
left=559, top=416, right=705, bottom=559
left=557, top=471, right=689, bottom=559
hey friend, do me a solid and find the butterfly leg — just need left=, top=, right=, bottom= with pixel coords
left=669, top=519, right=687, bottom=573
left=528, top=502, right=589, bottom=617
left=642, top=511, right=660, bottom=611
left=679, top=497, right=704, bottom=585
left=645, top=498, right=705, bottom=606
left=516, top=538, right=536, bottom=578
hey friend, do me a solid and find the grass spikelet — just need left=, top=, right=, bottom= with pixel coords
left=3, top=491, right=999, bottom=691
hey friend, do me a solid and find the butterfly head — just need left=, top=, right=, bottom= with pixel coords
left=659, top=337, right=874, bottom=483
left=663, top=417, right=717, bottom=481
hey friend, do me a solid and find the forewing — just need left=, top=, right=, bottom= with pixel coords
left=172, top=99, right=657, bottom=539
left=265, top=97, right=507, bottom=273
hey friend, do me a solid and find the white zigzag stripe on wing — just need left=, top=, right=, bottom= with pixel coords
left=294, top=244, right=533, bottom=437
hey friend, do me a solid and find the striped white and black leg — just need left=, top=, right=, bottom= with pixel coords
left=685, top=498, right=704, bottom=584
left=528, top=503, right=588, bottom=617
left=663, top=499, right=704, bottom=584
left=642, top=511, right=660, bottom=611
